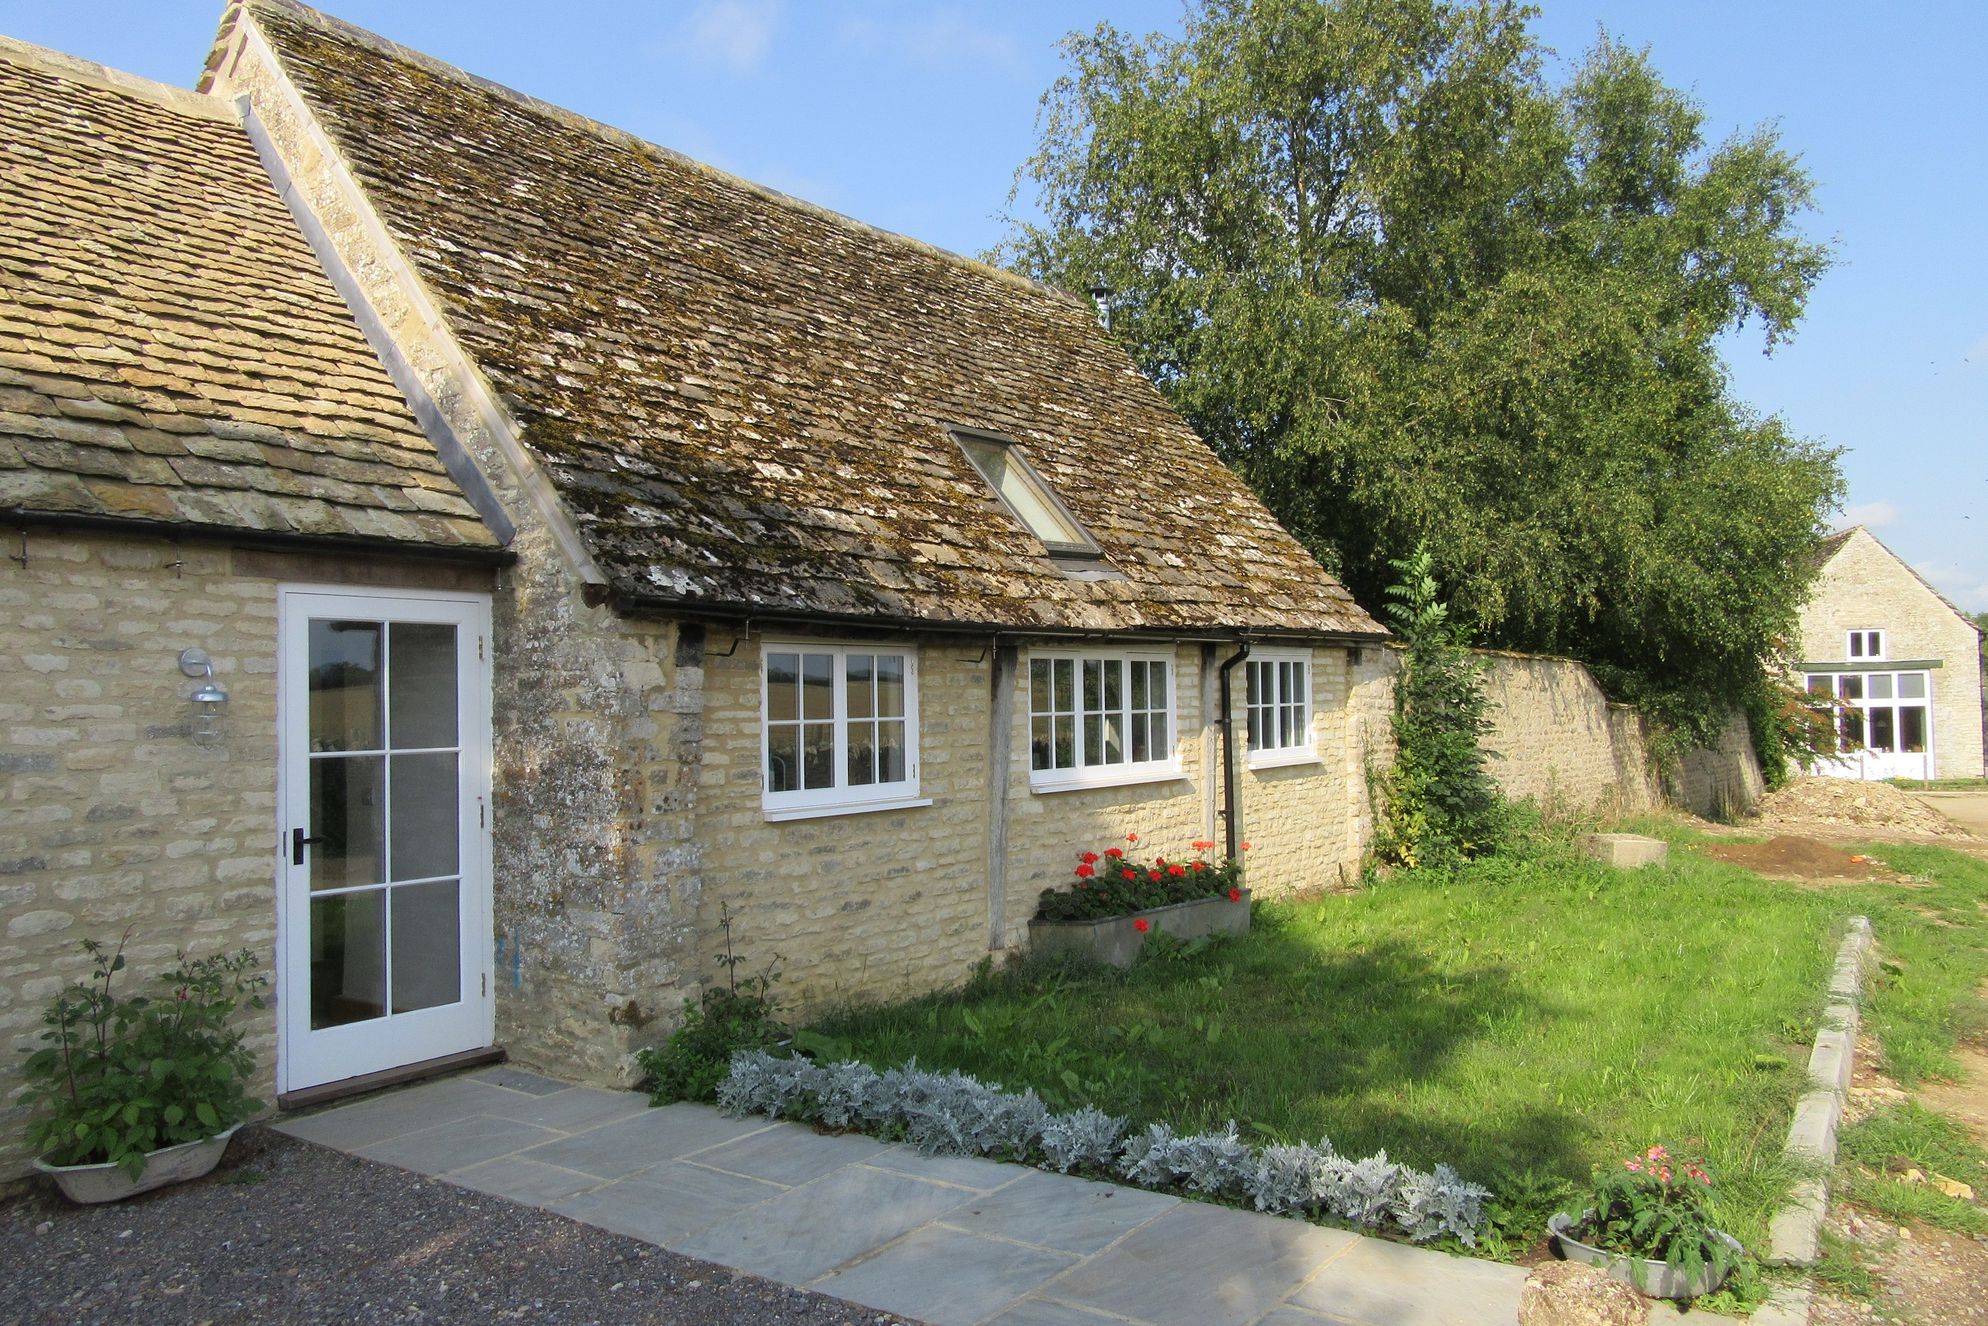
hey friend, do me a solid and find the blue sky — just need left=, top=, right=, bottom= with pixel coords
left=6, top=1, right=1982, bottom=612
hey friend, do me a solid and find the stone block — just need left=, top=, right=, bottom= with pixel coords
left=1579, top=833, right=1669, bottom=869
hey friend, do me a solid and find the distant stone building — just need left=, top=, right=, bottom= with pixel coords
left=1796, top=527, right=1986, bottom=780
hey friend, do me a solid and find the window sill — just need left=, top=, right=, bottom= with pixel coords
left=763, top=794, right=932, bottom=823
left=1029, top=765, right=1185, bottom=795
left=1247, top=749, right=1324, bottom=772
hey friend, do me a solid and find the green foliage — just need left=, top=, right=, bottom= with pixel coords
left=1037, top=834, right=1245, bottom=920
left=1373, top=547, right=1505, bottom=869
left=637, top=904, right=787, bottom=1105
left=1004, top=0, right=1841, bottom=757
left=1839, top=1101, right=1988, bottom=1237
left=20, top=935, right=267, bottom=1178
left=1568, top=1145, right=1740, bottom=1292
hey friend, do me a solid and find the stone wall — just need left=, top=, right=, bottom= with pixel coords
left=1797, top=529, right=1987, bottom=779
left=1233, top=644, right=1364, bottom=895
left=1477, top=651, right=1662, bottom=816
left=0, top=527, right=489, bottom=1181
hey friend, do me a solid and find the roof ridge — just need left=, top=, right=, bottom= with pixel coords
left=0, top=33, right=236, bottom=122
left=222, top=0, right=1084, bottom=312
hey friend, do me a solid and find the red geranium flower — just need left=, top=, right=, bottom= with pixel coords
left=1191, top=839, right=1214, bottom=852
left=1240, top=840, right=1252, bottom=851
left=1125, top=832, right=1139, bottom=843
left=1167, top=863, right=1186, bottom=877
left=1133, top=917, right=1150, bottom=932
left=1121, top=869, right=1137, bottom=880
left=1148, top=870, right=1163, bottom=883
left=1075, top=863, right=1095, bottom=878
left=1104, top=847, right=1123, bottom=858
left=1227, top=887, right=1242, bottom=902
left=1080, top=851, right=1099, bottom=865
left=1191, top=860, right=1207, bottom=871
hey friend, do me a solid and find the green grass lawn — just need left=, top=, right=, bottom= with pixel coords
left=805, top=828, right=1988, bottom=1257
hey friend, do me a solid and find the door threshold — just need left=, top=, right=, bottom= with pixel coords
left=278, top=1046, right=506, bottom=1112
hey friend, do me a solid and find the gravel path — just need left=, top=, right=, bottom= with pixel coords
left=0, top=1127, right=921, bottom=1326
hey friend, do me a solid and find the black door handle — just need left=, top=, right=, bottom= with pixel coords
left=291, top=827, right=325, bottom=865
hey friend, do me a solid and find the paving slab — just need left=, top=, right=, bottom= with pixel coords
left=471, top=1065, right=570, bottom=1096
left=515, top=1103, right=771, bottom=1180
left=548, top=1160, right=785, bottom=1247
left=940, top=1167, right=1178, bottom=1254
left=274, top=1076, right=514, bottom=1150
left=685, top=1123, right=888, bottom=1185
left=445, top=1155, right=605, bottom=1205
left=357, top=1112, right=561, bottom=1174
left=673, top=1163, right=973, bottom=1283
left=811, top=1224, right=1077, bottom=1326
left=982, top=1302, right=1129, bottom=1326
left=868, top=1144, right=1033, bottom=1192
left=1290, top=1233, right=1527, bottom=1326
left=1045, top=1199, right=1357, bottom=1326
left=473, top=1083, right=652, bottom=1133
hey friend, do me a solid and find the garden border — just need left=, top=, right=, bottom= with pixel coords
left=1764, top=914, right=1872, bottom=1267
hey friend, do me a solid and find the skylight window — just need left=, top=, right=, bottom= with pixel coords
left=951, top=428, right=1100, bottom=558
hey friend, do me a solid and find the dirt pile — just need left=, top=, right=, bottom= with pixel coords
left=1699, top=836, right=1915, bottom=883
left=1744, top=777, right=1974, bottom=840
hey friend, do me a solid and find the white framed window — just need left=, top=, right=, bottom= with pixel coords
left=1245, top=648, right=1318, bottom=768
left=1804, top=670, right=1930, bottom=755
left=1028, top=648, right=1180, bottom=791
left=761, top=642, right=927, bottom=821
left=1846, top=629, right=1885, bottom=660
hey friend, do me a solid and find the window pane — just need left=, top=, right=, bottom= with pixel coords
left=767, top=653, right=799, bottom=722
left=1805, top=675, right=1830, bottom=695
left=1103, top=659, right=1122, bottom=713
left=1247, top=706, right=1264, bottom=751
left=876, top=655, right=905, bottom=717
left=1131, top=661, right=1148, bottom=709
left=1083, top=659, right=1102, bottom=713
left=310, top=753, right=383, bottom=890
left=1839, top=674, right=1863, bottom=701
left=847, top=719, right=877, bottom=786
left=388, top=623, right=457, bottom=750
left=1279, top=698, right=1294, bottom=749
left=1868, top=673, right=1893, bottom=700
left=390, top=751, right=458, bottom=881
left=1869, top=706, right=1895, bottom=752
left=1053, top=714, right=1074, bottom=768
left=802, top=654, right=833, bottom=720
left=846, top=654, right=874, bottom=719
left=802, top=721, right=833, bottom=787
left=309, top=620, right=382, bottom=752
left=1130, top=711, right=1149, bottom=763
left=1031, top=715, right=1052, bottom=770
left=1840, top=709, right=1865, bottom=748
left=1053, top=659, right=1074, bottom=713
left=1103, top=712, right=1124, bottom=763
left=1083, top=712, right=1102, bottom=767
left=1150, top=706, right=1169, bottom=754
left=310, top=889, right=384, bottom=1028
left=390, top=880, right=459, bottom=1013
left=1849, top=633, right=1863, bottom=658
left=1899, top=673, right=1927, bottom=699
left=768, top=725, right=799, bottom=792
left=1149, top=661, right=1167, bottom=704
left=1900, top=706, right=1926, bottom=753
left=1030, top=659, right=1050, bottom=713
left=878, top=720, right=906, bottom=783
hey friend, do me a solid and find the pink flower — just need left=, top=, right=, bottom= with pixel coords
left=1658, top=1166, right=1672, bottom=1183
left=1647, top=1145, right=1667, bottom=1160
left=1133, top=917, right=1150, bottom=933
left=1625, top=1160, right=1643, bottom=1173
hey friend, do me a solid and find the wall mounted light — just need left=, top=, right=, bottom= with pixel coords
left=179, top=647, right=229, bottom=742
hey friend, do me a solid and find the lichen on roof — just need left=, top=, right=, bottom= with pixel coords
left=240, top=0, right=1376, bottom=634
left=0, top=37, right=494, bottom=551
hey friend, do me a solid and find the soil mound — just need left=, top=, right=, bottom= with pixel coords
left=1699, top=835, right=1913, bottom=883
left=1745, top=777, right=1972, bottom=840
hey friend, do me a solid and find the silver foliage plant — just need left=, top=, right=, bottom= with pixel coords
left=718, top=1051, right=1489, bottom=1244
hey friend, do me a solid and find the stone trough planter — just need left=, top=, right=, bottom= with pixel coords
left=1028, top=890, right=1251, bottom=968
left=34, top=1124, right=243, bottom=1204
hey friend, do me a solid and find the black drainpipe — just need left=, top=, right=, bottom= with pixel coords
left=1216, top=639, right=1251, bottom=861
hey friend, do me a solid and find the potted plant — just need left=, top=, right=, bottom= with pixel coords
left=1549, top=1145, right=1744, bottom=1300
left=21, top=934, right=267, bottom=1203
left=1029, top=834, right=1252, bottom=967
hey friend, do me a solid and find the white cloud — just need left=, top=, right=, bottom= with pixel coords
left=1914, top=560, right=1988, bottom=615
left=836, top=8, right=1021, bottom=72
left=1965, top=332, right=1988, bottom=370
left=676, top=0, right=785, bottom=74
left=1841, top=500, right=1899, bottom=529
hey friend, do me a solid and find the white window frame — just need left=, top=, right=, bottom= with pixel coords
left=1846, top=629, right=1886, bottom=661
left=1027, top=646, right=1182, bottom=792
left=1244, top=647, right=1320, bottom=769
left=760, top=640, right=928, bottom=821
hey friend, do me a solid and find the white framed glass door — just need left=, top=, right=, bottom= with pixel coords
left=278, top=586, right=493, bottom=1093
left=1804, top=669, right=1935, bottom=781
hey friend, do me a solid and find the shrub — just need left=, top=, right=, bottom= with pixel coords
left=21, top=936, right=267, bottom=1178
left=1036, top=833, right=1246, bottom=921
left=638, top=904, right=787, bottom=1105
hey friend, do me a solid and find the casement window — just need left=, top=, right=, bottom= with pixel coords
left=1804, top=670, right=1930, bottom=755
left=1245, top=648, right=1317, bottom=767
left=761, top=643, right=927, bottom=820
left=1028, top=649, right=1179, bottom=790
left=951, top=427, right=1101, bottom=558
left=1846, top=629, right=1885, bottom=661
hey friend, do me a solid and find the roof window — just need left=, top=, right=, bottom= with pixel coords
left=951, top=428, right=1100, bottom=558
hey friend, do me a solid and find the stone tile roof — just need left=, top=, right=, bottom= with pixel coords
left=0, top=39, right=495, bottom=551
left=232, top=0, right=1380, bottom=637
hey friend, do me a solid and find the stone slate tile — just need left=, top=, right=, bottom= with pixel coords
left=357, top=1113, right=561, bottom=1175
left=444, top=1155, right=604, bottom=1205
left=515, top=1104, right=771, bottom=1180
left=980, top=1301, right=1131, bottom=1326
left=546, top=1161, right=786, bottom=1249
left=867, top=1145, right=1031, bottom=1192
left=811, top=1225, right=1076, bottom=1326
left=1288, top=1236, right=1527, bottom=1326
left=475, top=1085, right=649, bottom=1133
left=673, top=1166, right=973, bottom=1284
left=472, top=1066, right=569, bottom=1097
left=682, top=1125, right=886, bottom=1186
left=938, top=1167, right=1178, bottom=1255
left=274, top=1077, right=515, bottom=1150
left=1044, top=1201, right=1356, bottom=1326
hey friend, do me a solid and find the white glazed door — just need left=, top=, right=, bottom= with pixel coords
left=277, top=587, right=492, bottom=1093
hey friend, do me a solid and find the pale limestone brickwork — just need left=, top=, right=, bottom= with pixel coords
left=1478, top=652, right=1661, bottom=816
left=1234, top=645, right=1359, bottom=894
left=1796, top=527, right=1986, bottom=779
left=0, top=529, right=488, bottom=1181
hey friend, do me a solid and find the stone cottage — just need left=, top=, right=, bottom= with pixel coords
left=1796, top=526, right=1986, bottom=780
left=2, top=0, right=1390, bottom=1173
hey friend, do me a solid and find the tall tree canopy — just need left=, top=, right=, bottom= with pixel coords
left=1004, top=0, right=1841, bottom=747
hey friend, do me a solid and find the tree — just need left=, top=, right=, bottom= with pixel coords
left=1003, top=0, right=1841, bottom=753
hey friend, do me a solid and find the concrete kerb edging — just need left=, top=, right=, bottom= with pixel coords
left=1764, top=915, right=1873, bottom=1268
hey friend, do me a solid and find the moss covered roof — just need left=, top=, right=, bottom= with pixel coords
left=234, top=0, right=1377, bottom=635
left=0, top=38, right=495, bottom=550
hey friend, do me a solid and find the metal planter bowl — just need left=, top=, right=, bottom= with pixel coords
left=1548, top=1210, right=1743, bottom=1300
left=34, top=1124, right=243, bottom=1204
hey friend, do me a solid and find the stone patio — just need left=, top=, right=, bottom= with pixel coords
left=274, top=1067, right=1725, bottom=1326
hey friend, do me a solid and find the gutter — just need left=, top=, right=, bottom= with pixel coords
left=1216, top=638, right=1252, bottom=861
left=3, top=508, right=517, bottom=568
